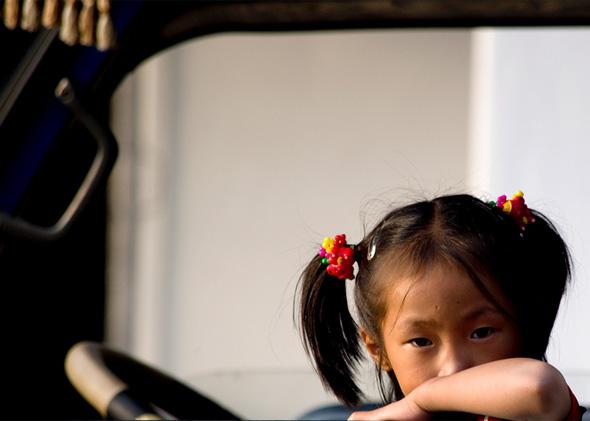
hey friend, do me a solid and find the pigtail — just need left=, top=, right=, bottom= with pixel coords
left=524, top=210, right=571, bottom=287
left=297, top=253, right=364, bottom=407
left=518, top=209, right=572, bottom=359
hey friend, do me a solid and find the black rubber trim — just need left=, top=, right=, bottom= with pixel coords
left=107, top=389, right=157, bottom=420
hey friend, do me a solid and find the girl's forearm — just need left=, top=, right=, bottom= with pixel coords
left=411, top=358, right=571, bottom=420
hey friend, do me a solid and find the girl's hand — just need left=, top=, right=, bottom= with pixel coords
left=348, top=396, right=431, bottom=421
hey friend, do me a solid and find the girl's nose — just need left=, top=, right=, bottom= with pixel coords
left=438, top=346, right=473, bottom=377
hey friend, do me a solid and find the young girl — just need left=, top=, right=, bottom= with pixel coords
left=297, top=192, right=586, bottom=420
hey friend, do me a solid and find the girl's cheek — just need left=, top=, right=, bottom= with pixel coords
left=390, top=350, right=435, bottom=395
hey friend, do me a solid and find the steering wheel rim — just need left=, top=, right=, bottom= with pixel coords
left=65, top=341, right=240, bottom=420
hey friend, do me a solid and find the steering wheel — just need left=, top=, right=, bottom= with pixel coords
left=65, top=341, right=240, bottom=420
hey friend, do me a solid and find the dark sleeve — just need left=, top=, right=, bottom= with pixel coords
left=566, top=388, right=585, bottom=421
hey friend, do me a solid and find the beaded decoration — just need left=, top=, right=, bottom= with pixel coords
left=3, top=0, right=116, bottom=50
left=318, top=234, right=356, bottom=280
left=490, top=190, right=536, bottom=231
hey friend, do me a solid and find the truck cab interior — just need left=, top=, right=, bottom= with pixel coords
left=1, top=1, right=589, bottom=419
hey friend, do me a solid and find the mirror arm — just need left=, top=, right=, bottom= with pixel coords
left=0, top=78, right=118, bottom=242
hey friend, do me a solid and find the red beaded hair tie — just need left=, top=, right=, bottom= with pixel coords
left=490, top=190, right=536, bottom=232
left=318, top=234, right=356, bottom=280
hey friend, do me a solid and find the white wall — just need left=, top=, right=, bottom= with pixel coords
left=110, top=30, right=471, bottom=418
left=111, top=28, right=590, bottom=417
left=469, top=28, right=590, bottom=401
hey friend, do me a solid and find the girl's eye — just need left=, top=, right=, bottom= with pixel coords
left=409, top=337, right=433, bottom=347
left=471, top=327, right=495, bottom=339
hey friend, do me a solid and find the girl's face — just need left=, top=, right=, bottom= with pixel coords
left=363, top=262, right=521, bottom=396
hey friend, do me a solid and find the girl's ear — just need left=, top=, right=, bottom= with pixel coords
left=360, top=329, right=391, bottom=371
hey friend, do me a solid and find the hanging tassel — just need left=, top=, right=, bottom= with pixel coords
left=60, top=0, right=78, bottom=46
left=21, top=0, right=41, bottom=32
left=4, top=0, right=20, bottom=30
left=42, top=0, right=61, bottom=28
left=78, top=0, right=95, bottom=46
left=96, top=0, right=115, bottom=51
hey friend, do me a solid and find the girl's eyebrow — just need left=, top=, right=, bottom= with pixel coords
left=463, top=305, right=504, bottom=321
left=397, top=306, right=503, bottom=330
left=397, top=318, right=438, bottom=330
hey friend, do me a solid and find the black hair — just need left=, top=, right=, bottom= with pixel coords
left=296, top=194, right=571, bottom=407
